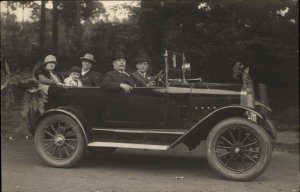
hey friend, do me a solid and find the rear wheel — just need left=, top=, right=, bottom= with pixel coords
left=34, top=114, right=85, bottom=167
left=206, top=117, right=272, bottom=181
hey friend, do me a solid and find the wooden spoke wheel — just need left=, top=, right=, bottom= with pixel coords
left=34, top=114, right=85, bottom=167
left=206, top=117, right=272, bottom=181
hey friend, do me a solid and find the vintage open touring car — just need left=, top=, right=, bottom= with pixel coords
left=29, top=50, right=276, bottom=181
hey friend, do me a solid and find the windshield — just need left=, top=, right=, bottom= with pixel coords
left=164, top=50, right=191, bottom=83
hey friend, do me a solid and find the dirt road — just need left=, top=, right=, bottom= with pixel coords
left=1, top=139, right=299, bottom=192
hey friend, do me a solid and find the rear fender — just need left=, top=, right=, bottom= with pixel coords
left=34, top=106, right=92, bottom=144
left=170, top=105, right=267, bottom=149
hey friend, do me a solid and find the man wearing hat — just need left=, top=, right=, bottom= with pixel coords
left=131, top=53, right=155, bottom=87
left=64, top=66, right=83, bottom=87
left=101, top=51, right=136, bottom=93
left=79, top=53, right=102, bottom=87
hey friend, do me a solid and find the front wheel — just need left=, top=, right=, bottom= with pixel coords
left=206, top=117, right=272, bottom=181
left=34, top=114, right=86, bottom=167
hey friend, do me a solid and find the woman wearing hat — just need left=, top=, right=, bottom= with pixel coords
left=64, top=66, right=83, bottom=87
left=35, top=55, right=63, bottom=93
left=79, top=53, right=102, bottom=87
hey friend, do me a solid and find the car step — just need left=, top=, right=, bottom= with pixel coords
left=92, top=128, right=186, bottom=135
left=87, top=142, right=169, bottom=150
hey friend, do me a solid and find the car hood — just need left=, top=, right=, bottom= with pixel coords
left=167, top=82, right=244, bottom=95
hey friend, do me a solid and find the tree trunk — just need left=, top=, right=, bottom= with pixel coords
left=52, top=0, right=59, bottom=54
left=140, top=0, right=163, bottom=72
left=40, top=0, right=46, bottom=53
left=22, top=4, right=24, bottom=30
left=75, top=1, right=81, bottom=36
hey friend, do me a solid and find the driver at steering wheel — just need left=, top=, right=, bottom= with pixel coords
left=131, top=53, right=156, bottom=87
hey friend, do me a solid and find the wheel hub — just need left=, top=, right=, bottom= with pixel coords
left=54, top=135, right=65, bottom=146
left=234, top=147, right=241, bottom=153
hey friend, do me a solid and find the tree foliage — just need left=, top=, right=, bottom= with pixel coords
left=0, top=0, right=298, bottom=108
left=135, top=0, right=298, bottom=105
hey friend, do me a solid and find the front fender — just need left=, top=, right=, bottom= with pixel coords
left=255, top=101, right=272, bottom=112
left=35, top=105, right=93, bottom=144
left=170, top=105, right=266, bottom=149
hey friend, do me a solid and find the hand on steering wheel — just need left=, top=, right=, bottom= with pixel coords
left=154, top=70, right=166, bottom=86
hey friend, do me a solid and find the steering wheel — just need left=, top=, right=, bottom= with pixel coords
left=154, top=69, right=166, bottom=86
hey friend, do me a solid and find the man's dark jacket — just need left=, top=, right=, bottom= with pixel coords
left=101, top=70, right=136, bottom=91
left=80, top=70, right=102, bottom=87
left=131, top=71, right=154, bottom=87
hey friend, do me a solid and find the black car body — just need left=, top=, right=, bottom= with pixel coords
left=31, top=51, right=276, bottom=181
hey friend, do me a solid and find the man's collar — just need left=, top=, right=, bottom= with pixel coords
left=115, top=69, right=130, bottom=77
left=114, top=69, right=124, bottom=73
left=138, top=71, right=146, bottom=76
left=81, top=69, right=90, bottom=76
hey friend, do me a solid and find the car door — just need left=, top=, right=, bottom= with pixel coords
left=164, top=85, right=192, bottom=130
left=103, top=91, right=132, bottom=122
left=130, top=87, right=167, bottom=128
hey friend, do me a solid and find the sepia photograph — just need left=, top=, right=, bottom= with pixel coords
left=1, top=0, right=299, bottom=191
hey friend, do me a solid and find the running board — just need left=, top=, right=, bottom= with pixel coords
left=88, top=142, right=169, bottom=150
left=92, top=128, right=186, bottom=135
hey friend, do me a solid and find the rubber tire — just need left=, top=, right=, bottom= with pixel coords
left=206, top=117, right=272, bottom=181
left=87, top=147, right=117, bottom=154
left=34, top=114, right=85, bottom=168
left=265, top=118, right=277, bottom=151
